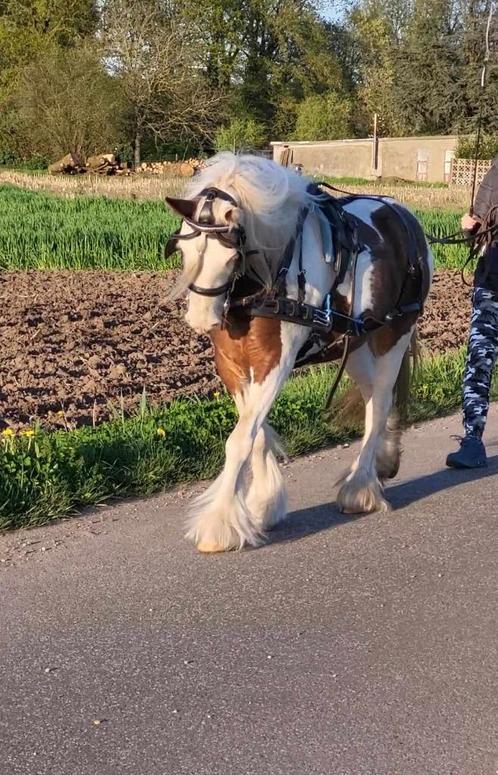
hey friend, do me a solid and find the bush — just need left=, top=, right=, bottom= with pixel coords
left=294, top=92, right=352, bottom=141
left=456, top=135, right=498, bottom=161
left=214, top=118, right=267, bottom=153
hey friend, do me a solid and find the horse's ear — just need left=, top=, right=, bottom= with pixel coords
left=165, top=197, right=197, bottom=220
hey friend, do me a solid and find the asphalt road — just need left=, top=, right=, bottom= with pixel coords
left=1, top=409, right=497, bottom=775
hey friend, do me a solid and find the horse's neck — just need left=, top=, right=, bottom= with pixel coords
left=284, top=211, right=336, bottom=307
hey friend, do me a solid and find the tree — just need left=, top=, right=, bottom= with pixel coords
left=14, top=44, right=124, bottom=160
left=214, top=118, right=267, bottom=152
left=182, top=0, right=345, bottom=138
left=0, top=0, right=98, bottom=88
left=345, top=1, right=409, bottom=136
left=0, top=0, right=99, bottom=162
left=100, top=0, right=222, bottom=166
left=294, top=91, right=352, bottom=140
left=454, top=0, right=498, bottom=135
left=394, top=0, right=462, bottom=134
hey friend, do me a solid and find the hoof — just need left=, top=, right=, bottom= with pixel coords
left=196, top=541, right=229, bottom=554
left=336, top=470, right=391, bottom=514
left=376, top=460, right=400, bottom=482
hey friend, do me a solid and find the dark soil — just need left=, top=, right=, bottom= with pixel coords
left=0, top=269, right=472, bottom=430
left=0, top=270, right=217, bottom=430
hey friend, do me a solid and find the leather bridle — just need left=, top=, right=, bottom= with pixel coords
left=165, top=187, right=253, bottom=298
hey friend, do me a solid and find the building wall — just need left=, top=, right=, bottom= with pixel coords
left=273, top=140, right=374, bottom=179
left=272, top=135, right=459, bottom=183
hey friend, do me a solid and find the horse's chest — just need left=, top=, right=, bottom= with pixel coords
left=210, top=316, right=282, bottom=394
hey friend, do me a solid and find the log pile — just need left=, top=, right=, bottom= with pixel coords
left=137, top=158, right=205, bottom=177
left=48, top=153, right=201, bottom=176
left=48, top=153, right=86, bottom=175
left=49, top=153, right=132, bottom=176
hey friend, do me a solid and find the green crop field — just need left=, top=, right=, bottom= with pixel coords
left=0, top=184, right=469, bottom=272
left=0, top=184, right=179, bottom=271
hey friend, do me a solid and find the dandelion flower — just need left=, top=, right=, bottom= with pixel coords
left=1, top=428, right=14, bottom=437
left=156, top=427, right=166, bottom=438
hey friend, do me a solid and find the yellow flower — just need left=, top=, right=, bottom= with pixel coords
left=57, top=410, right=65, bottom=417
left=213, top=391, right=220, bottom=398
left=1, top=428, right=14, bottom=437
left=21, top=429, right=35, bottom=437
left=156, top=427, right=166, bottom=438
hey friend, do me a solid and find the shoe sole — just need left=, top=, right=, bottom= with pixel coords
left=446, top=459, right=488, bottom=469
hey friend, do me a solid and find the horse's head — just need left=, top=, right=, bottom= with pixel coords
left=165, top=188, right=244, bottom=334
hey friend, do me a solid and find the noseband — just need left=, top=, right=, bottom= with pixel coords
left=166, top=187, right=249, bottom=298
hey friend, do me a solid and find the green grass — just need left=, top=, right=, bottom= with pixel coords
left=320, top=174, right=447, bottom=189
left=414, top=208, right=466, bottom=269
left=0, top=184, right=470, bottom=272
left=0, top=184, right=179, bottom=270
left=1, top=348, right=487, bottom=531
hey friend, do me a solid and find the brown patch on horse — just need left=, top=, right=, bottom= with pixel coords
left=210, top=313, right=282, bottom=395
left=369, top=312, right=418, bottom=357
left=360, top=202, right=431, bottom=326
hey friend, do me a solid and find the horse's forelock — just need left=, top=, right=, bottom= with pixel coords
left=187, top=153, right=312, bottom=274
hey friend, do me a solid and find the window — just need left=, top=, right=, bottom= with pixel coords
left=444, top=149, right=455, bottom=183
left=416, top=149, right=429, bottom=181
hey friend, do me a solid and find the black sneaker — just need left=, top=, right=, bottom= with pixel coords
left=446, top=436, right=487, bottom=469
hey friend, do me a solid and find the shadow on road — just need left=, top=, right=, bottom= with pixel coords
left=267, top=454, right=498, bottom=546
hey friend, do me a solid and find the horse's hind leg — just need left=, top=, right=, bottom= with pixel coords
left=337, top=331, right=412, bottom=514
left=246, top=423, right=287, bottom=531
left=376, top=408, right=402, bottom=481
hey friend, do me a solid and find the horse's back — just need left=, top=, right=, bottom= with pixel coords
left=339, top=194, right=432, bottom=305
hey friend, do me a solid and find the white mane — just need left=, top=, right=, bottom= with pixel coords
left=187, top=152, right=317, bottom=269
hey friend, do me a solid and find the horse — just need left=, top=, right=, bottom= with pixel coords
left=165, top=153, right=433, bottom=553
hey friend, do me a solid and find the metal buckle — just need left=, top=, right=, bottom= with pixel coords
left=312, top=309, right=331, bottom=330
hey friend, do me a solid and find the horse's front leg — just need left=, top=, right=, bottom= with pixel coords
left=186, top=323, right=308, bottom=553
left=185, top=373, right=287, bottom=553
left=245, top=422, right=288, bottom=532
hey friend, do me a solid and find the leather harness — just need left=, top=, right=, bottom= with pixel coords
left=166, top=184, right=426, bottom=360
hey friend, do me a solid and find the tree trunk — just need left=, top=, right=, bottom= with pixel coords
left=134, top=130, right=141, bottom=169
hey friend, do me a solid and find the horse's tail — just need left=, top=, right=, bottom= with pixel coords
left=327, top=326, right=420, bottom=428
left=394, top=327, right=419, bottom=427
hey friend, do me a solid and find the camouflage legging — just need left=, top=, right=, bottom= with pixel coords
left=463, top=286, right=498, bottom=438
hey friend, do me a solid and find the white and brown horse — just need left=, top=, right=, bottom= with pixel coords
left=165, top=153, right=433, bottom=552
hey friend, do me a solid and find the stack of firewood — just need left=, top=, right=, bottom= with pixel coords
left=48, top=153, right=86, bottom=175
left=48, top=153, right=132, bottom=176
left=137, top=158, right=205, bottom=177
left=86, top=154, right=131, bottom=175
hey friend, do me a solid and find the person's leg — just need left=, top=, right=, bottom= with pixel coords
left=462, top=287, right=498, bottom=436
left=447, top=286, right=498, bottom=468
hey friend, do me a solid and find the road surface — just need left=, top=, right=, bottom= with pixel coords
left=1, top=409, right=497, bottom=775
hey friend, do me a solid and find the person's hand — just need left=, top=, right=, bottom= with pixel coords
left=461, top=213, right=480, bottom=232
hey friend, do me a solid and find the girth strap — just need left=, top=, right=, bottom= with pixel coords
left=250, top=294, right=422, bottom=339
left=250, top=296, right=372, bottom=338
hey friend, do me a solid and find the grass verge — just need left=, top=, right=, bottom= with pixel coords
left=0, top=348, right=487, bottom=531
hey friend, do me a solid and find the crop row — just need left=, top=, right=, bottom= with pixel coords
left=0, top=184, right=467, bottom=271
